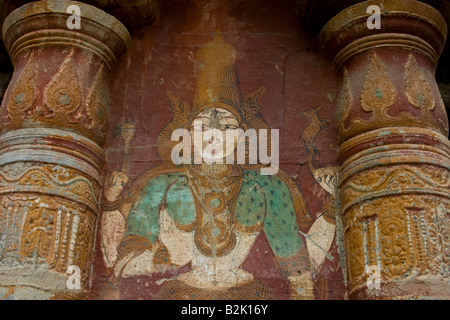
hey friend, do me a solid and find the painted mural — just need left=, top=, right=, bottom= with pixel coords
left=1, top=0, right=449, bottom=301
left=99, top=34, right=339, bottom=300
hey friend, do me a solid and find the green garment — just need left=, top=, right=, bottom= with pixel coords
left=124, top=169, right=303, bottom=258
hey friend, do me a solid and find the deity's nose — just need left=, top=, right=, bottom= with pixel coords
left=209, top=130, right=221, bottom=146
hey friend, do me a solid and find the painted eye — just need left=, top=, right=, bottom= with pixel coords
left=222, top=124, right=238, bottom=130
left=191, top=124, right=204, bottom=131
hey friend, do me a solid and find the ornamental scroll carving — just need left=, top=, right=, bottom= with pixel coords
left=360, top=54, right=398, bottom=114
left=0, top=194, right=96, bottom=281
left=44, top=50, right=83, bottom=123
left=0, top=162, right=100, bottom=210
left=336, top=53, right=447, bottom=143
left=341, top=165, right=450, bottom=211
left=0, top=0, right=131, bottom=299
left=43, top=51, right=108, bottom=133
left=336, top=68, right=352, bottom=127
left=344, top=196, right=449, bottom=293
left=404, top=54, right=435, bottom=111
left=0, top=161, right=100, bottom=285
left=85, top=65, right=108, bottom=131
left=321, top=0, right=449, bottom=299
left=3, top=52, right=38, bottom=123
left=0, top=49, right=110, bottom=144
left=338, top=126, right=450, bottom=295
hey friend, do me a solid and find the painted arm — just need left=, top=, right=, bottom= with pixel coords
left=112, top=174, right=168, bottom=278
left=255, top=174, right=315, bottom=299
left=305, top=166, right=338, bottom=269
left=304, top=194, right=336, bottom=269
left=101, top=171, right=130, bottom=268
left=289, top=166, right=338, bottom=299
left=101, top=170, right=159, bottom=278
left=259, top=170, right=337, bottom=299
left=112, top=173, right=194, bottom=278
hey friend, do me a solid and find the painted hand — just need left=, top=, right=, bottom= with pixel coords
left=104, top=170, right=129, bottom=202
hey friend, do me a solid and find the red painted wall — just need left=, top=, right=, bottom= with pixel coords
left=91, top=0, right=347, bottom=300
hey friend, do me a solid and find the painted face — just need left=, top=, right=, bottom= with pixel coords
left=190, top=107, right=240, bottom=163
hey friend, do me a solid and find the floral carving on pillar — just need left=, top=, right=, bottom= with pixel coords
left=404, top=54, right=435, bottom=111
left=5, top=52, right=37, bottom=122
left=360, top=54, right=397, bottom=115
left=43, top=50, right=84, bottom=125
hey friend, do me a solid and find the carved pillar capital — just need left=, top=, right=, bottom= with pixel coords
left=1, top=0, right=131, bottom=145
left=319, top=0, right=447, bottom=69
left=319, top=0, right=450, bottom=299
left=2, top=0, right=131, bottom=69
left=319, top=0, right=448, bottom=144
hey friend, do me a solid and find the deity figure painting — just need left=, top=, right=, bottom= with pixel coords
left=100, top=34, right=338, bottom=300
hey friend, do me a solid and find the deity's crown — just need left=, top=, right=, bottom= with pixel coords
left=194, top=32, right=243, bottom=114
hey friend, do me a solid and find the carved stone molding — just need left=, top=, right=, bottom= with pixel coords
left=339, top=128, right=450, bottom=209
left=0, top=0, right=159, bottom=37
left=319, top=0, right=447, bottom=69
left=2, top=0, right=131, bottom=69
left=0, top=128, right=105, bottom=209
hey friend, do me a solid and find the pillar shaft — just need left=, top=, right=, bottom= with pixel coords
left=0, top=0, right=130, bottom=299
left=320, top=0, right=450, bottom=299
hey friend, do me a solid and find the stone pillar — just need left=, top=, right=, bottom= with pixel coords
left=0, top=0, right=131, bottom=299
left=319, top=0, right=450, bottom=299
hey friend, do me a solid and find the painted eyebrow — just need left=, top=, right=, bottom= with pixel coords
left=189, top=123, right=210, bottom=129
left=190, top=118, right=211, bottom=125
left=194, top=116, right=239, bottom=121
left=218, top=116, right=239, bottom=119
left=193, top=116, right=211, bottom=120
left=191, top=115, right=240, bottom=126
left=217, top=117, right=240, bottom=123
